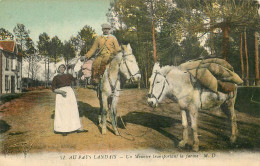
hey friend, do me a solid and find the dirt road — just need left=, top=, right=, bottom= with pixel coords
left=0, top=88, right=259, bottom=154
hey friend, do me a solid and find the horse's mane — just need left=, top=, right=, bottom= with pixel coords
left=160, top=65, right=179, bottom=76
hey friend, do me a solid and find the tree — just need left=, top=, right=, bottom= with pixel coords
left=62, top=40, right=76, bottom=66
left=77, top=25, right=96, bottom=56
left=25, top=37, right=34, bottom=78
left=0, top=28, right=13, bottom=40
left=13, top=24, right=30, bottom=52
left=108, top=0, right=259, bottom=87
left=176, top=0, right=258, bottom=60
left=25, top=37, right=41, bottom=83
left=108, top=0, right=154, bottom=87
left=31, top=61, right=41, bottom=81
left=38, top=33, right=51, bottom=87
left=13, top=24, right=30, bottom=90
left=49, top=36, right=62, bottom=64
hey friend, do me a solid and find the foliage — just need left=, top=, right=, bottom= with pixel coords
left=38, top=33, right=51, bottom=56
left=77, top=25, right=96, bottom=56
left=69, top=25, right=96, bottom=57
left=13, top=24, right=30, bottom=52
left=0, top=93, right=24, bottom=104
left=0, top=28, right=13, bottom=40
left=62, top=41, right=76, bottom=65
left=49, top=36, right=62, bottom=64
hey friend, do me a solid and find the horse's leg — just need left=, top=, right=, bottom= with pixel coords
left=98, top=87, right=102, bottom=125
left=110, top=96, right=119, bottom=136
left=221, top=91, right=238, bottom=144
left=189, top=106, right=199, bottom=152
left=178, top=109, right=189, bottom=148
left=101, top=94, right=108, bottom=135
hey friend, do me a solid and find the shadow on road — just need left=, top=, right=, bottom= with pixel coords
left=199, top=110, right=260, bottom=151
left=78, top=101, right=100, bottom=126
left=0, top=120, right=11, bottom=133
left=236, top=87, right=260, bottom=118
left=120, top=111, right=182, bottom=147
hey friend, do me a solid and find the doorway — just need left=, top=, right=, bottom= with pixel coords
left=11, top=76, right=15, bottom=93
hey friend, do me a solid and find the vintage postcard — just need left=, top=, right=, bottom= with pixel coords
left=0, top=0, right=260, bottom=165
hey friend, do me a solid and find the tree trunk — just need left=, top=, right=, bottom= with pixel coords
left=31, top=63, right=34, bottom=81
left=31, top=56, right=34, bottom=80
left=255, top=31, right=260, bottom=85
left=145, top=67, right=148, bottom=89
left=210, top=18, right=215, bottom=57
left=150, top=0, right=157, bottom=63
left=244, top=30, right=249, bottom=86
left=240, top=33, right=244, bottom=82
left=47, top=58, right=50, bottom=87
left=222, top=26, right=230, bottom=61
left=152, top=20, right=157, bottom=62
left=28, top=56, right=31, bottom=78
left=45, top=58, right=47, bottom=88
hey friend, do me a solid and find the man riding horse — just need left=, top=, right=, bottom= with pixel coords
left=80, top=23, right=121, bottom=85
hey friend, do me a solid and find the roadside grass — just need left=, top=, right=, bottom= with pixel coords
left=0, top=93, right=24, bottom=104
left=236, top=87, right=260, bottom=117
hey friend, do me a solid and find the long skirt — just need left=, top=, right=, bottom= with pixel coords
left=54, top=86, right=81, bottom=132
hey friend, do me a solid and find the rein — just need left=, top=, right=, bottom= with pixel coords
left=107, top=51, right=140, bottom=95
left=105, top=51, right=148, bottom=139
left=122, top=52, right=141, bottom=82
left=147, top=71, right=169, bottom=103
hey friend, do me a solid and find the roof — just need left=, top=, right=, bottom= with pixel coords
left=0, top=40, right=16, bottom=53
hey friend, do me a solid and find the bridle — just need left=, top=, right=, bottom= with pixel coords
left=121, top=51, right=141, bottom=82
left=147, top=71, right=169, bottom=103
left=107, top=51, right=140, bottom=94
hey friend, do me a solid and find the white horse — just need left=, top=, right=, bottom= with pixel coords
left=98, top=44, right=141, bottom=135
left=147, top=63, right=238, bottom=151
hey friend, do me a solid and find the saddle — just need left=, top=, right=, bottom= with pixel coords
left=81, top=58, right=94, bottom=81
left=81, top=58, right=111, bottom=85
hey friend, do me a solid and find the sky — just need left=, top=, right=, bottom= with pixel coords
left=0, top=0, right=111, bottom=42
left=0, top=0, right=112, bottom=80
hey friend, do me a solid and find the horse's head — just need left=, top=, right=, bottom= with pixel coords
left=147, top=62, right=169, bottom=108
left=119, top=44, right=141, bottom=82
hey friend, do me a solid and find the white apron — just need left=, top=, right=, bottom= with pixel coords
left=54, top=86, right=81, bottom=132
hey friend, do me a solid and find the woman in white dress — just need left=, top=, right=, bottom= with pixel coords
left=52, top=64, right=87, bottom=136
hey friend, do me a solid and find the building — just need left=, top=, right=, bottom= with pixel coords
left=0, top=40, right=22, bottom=94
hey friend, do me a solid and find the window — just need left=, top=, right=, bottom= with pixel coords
left=17, top=61, right=20, bottom=72
left=11, top=59, right=16, bottom=71
left=5, top=75, right=9, bottom=91
left=11, top=59, right=13, bottom=70
left=17, top=76, right=20, bottom=89
left=5, top=57, right=9, bottom=70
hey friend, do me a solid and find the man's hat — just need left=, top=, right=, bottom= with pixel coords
left=101, top=23, right=111, bottom=29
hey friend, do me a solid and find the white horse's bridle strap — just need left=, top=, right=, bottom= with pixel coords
left=122, top=52, right=141, bottom=81
left=147, top=71, right=169, bottom=102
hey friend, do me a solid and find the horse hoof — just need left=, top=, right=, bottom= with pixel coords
left=102, top=128, right=107, bottom=135
left=98, top=116, right=101, bottom=125
left=178, top=140, right=187, bottom=148
left=230, top=135, right=237, bottom=144
left=114, top=130, right=119, bottom=136
left=192, top=145, right=199, bottom=152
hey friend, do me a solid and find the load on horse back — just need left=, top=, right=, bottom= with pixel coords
left=147, top=58, right=243, bottom=151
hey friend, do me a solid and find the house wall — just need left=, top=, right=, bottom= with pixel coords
left=1, top=51, right=22, bottom=94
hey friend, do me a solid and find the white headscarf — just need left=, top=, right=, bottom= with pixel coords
left=56, top=64, right=66, bottom=74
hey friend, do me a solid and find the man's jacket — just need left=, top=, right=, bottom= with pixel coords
left=85, top=35, right=121, bottom=59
